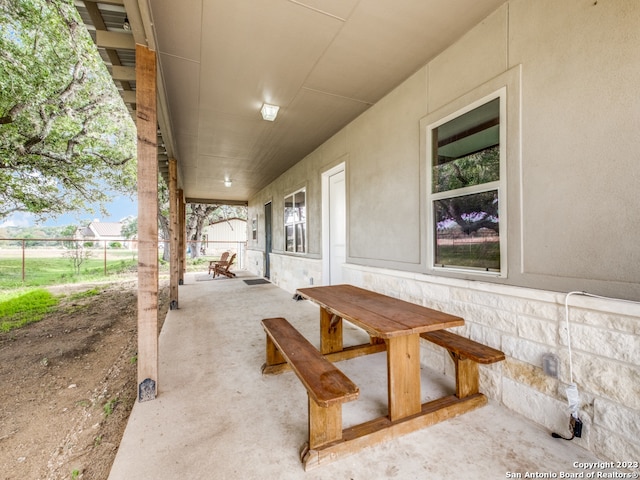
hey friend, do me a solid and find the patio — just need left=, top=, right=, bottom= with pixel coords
left=107, top=271, right=608, bottom=479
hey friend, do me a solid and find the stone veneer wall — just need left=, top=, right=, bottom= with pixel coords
left=343, top=264, right=640, bottom=464
left=259, top=253, right=322, bottom=295
left=246, top=249, right=265, bottom=278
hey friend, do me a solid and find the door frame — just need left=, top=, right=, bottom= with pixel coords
left=322, top=161, right=346, bottom=285
left=264, top=201, right=272, bottom=279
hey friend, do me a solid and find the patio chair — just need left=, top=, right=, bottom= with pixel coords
left=208, top=251, right=229, bottom=275
left=213, top=253, right=236, bottom=278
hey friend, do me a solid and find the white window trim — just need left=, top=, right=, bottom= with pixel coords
left=426, top=87, right=507, bottom=277
left=284, top=187, right=307, bottom=254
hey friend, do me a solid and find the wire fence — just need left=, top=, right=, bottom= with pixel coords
left=0, top=238, right=246, bottom=288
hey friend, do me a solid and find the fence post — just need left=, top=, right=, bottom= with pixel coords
left=104, top=240, right=107, bottom=276
left=22, top=239, right=26, bottom=282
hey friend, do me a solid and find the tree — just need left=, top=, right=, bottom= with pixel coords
left=63, top=240, right=92, bottom=274
left=125, top=182, right=249, bottom=261
left=121, top=215, right=137, bottom=240
left=0, top=0, right=136, bottom=220
left=120, top=180, right=169, bottom=262
left=60, top=223, right=77, bottom=248
left=157, top=179, right=170, bottom=261
left=434, top=146, right=500, bottom=235
left=186, top=203, right=220, bottom=258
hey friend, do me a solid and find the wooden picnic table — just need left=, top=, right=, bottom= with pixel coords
left=263, top=284, right=501, bottom=469
left=296, top=284, right=465, bottom=421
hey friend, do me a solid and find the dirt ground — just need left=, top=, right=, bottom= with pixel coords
left=0, top=279, right=169, bottom=480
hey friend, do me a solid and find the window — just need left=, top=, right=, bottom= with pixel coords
left=284, top=188, right=306, bottom=253
left=428, top=94, right=503, bottom=273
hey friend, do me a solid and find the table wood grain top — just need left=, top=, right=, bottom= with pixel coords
left=296, top=284, right=464, bottom=338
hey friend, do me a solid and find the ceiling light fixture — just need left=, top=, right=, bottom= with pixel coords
left=260, top=103, right=280, bottom=121
left=224, top=178, right=232, bottom=187
left=123, top=16, right=131, bottom=31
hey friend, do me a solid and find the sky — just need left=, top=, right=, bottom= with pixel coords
left=0, top=194, right=138, bottom=228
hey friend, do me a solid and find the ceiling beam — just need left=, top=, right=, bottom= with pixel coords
left=83, top=1, right=107, bottom=29
left=121, top=90, right=136, bottom=104
left=112, top=65, right=136, bottom=81
left=83, top=0, right=124, bottom=5
left=122, top=0, right=148, bottom=46
left=186, top=198, right=249, bottom=206
left=83, top=1, right=134, bottom=93
left=96, top=30, right=135, bottom=50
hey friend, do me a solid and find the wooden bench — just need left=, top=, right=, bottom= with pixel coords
left=261, top=317, right=359, bottom=451
left=420, top=329, right=505, bottom=399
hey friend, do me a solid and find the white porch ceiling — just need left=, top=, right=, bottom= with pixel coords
left=80, top=0, right=507, bottom=204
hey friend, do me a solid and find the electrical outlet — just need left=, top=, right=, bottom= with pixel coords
left=542, top=353, right=558, bottom=377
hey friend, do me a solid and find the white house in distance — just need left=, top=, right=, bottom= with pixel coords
left=75, top=220, right=124, bottom=247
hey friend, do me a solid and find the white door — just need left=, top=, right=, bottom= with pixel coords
left=328, top=169, right=346, bottom=284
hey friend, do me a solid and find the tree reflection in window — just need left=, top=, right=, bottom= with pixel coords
left=430, top=97, right=501, bottom=272
left=284, top=188, right=306, bottom=253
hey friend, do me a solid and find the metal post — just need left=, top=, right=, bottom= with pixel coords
left=22, top=239, right=25, bottom=282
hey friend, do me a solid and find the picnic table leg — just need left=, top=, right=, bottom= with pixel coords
left=265, top=335, right=285, bottom=366
left=308, top=397, right=343, bottom=449
left=451, top=352, right=479, bottom=398
left=386, top=334, right=421, bottom=421
left=319, top=307, right=343, bottom=354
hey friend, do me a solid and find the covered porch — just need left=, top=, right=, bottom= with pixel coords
left=108, top=271, right=607, bottom=478
left=73, top=0, right=640, bottom=472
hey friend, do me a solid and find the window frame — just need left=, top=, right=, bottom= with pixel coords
left=426, top=88, right=507, bottom=276
left=284, top=187, right=307, bottom=254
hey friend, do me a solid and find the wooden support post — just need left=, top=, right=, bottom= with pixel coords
left=308, top=399, right=343, bottom=449
left=452, top=353, right=480, bottom=398
left=169, top=158, right=179, bottom=309
left=386, top=334, right=421, bottom=421
left=264, top=335, right=285, bottom=367
left=136, top=44, right=158, bottom=402
left=177, top=189, right=185, bottom=284
left=319, top=307, right=342, bottom=354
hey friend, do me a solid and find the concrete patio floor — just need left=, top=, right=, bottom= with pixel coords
left=108, top=271, right=610, bottom=480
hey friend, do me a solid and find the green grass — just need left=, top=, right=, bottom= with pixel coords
left=103, top=398, right=119, bottom=417
left=0, top=289, right=60, bottom=332
left=67, top=287, right=101, bottom=300
left=435, top=242, right=500, bottom=270
left=0, top=256, right=138, bottom=288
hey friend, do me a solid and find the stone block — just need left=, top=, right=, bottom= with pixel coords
left=503, top=357, right=558, bottom=397
left=562, top=323, right=640, bottom=366
left=594, top=398, right=640, bottom=445
left=568, top=352, right=640, bottom=411
left=520, top=300, right=563, bottom=322
left=479, top=364, right=502, bottom=401
left=516, top=315, right=557, bottom=346
left=592, top=426, right=640, bottom=468
left=573, top=309, right=640, bottom=336
left=502, top=377, right=566, bottom=431
left=466, top=322, right=502, bottom=351
left=461, top=305, right=518, bottom=334
left=502, top=335, right=550, bottom=367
